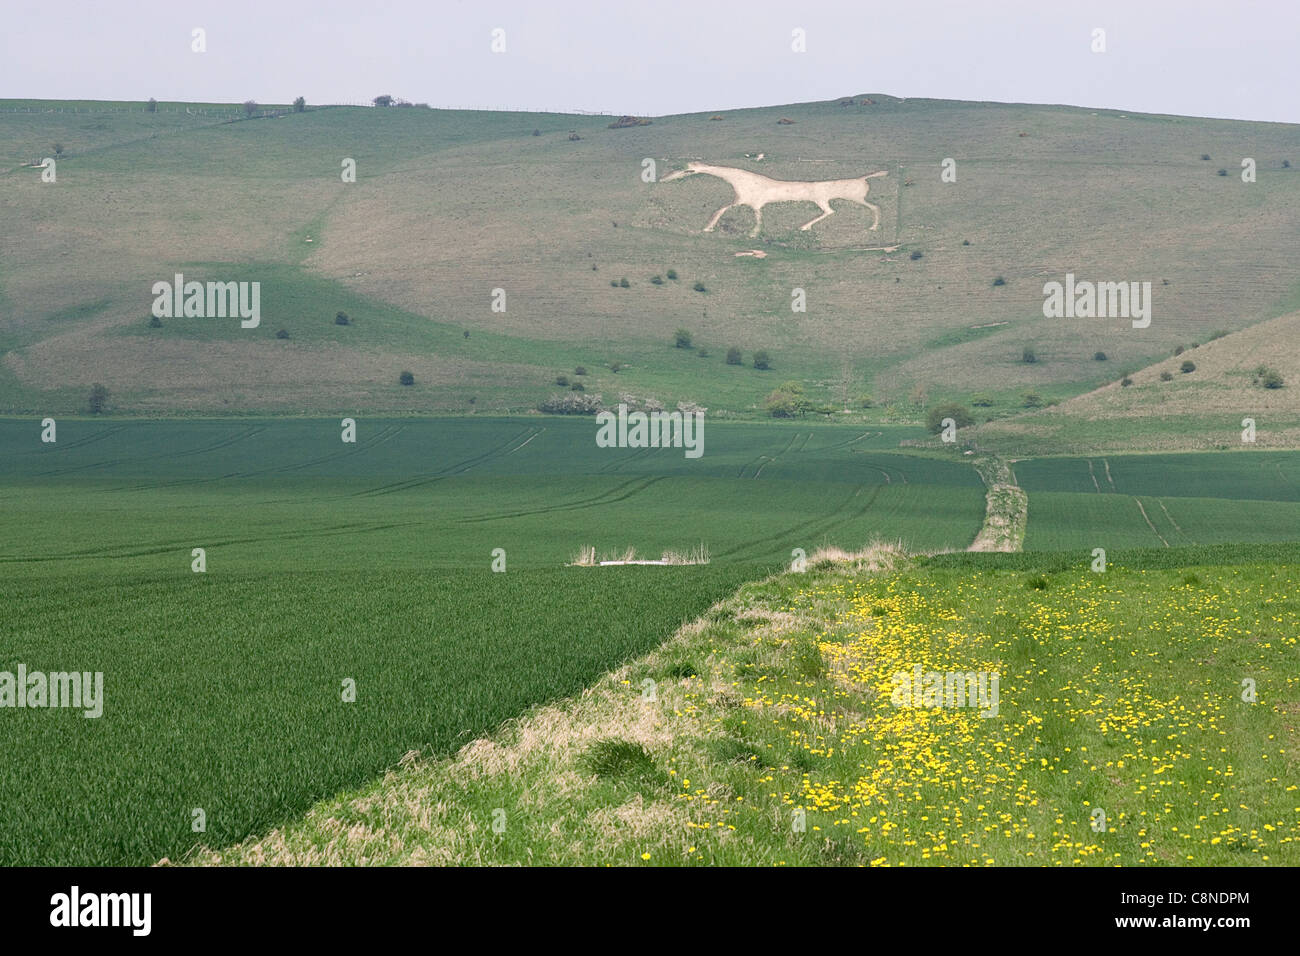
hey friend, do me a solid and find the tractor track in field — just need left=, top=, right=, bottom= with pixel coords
left=713, top=481, right=884, bottom=559
left=457, top=476, right=666, bottom=523
left=350, top=426, right=539, bottom=497
left=36, top=424, right=269, bottom=478
left=0, top=520, right=412, bottom=563
left=1133, top=497, right=1170, bottom=547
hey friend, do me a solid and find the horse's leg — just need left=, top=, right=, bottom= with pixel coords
left=864, top=200, right=881, bottom=230
left=799, top=199, right=835, bottom=231
left=749, top=203, right=763, bottom=237
left=704, top=202, right=736, bottom=232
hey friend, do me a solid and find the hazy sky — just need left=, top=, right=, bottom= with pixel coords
left=3, top=0, right=1297, bottom=123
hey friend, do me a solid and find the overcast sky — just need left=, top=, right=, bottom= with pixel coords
left=3, top=0, right=1297, bottom=123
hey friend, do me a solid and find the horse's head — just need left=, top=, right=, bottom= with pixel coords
left=662, top=161, right=705, bottom=182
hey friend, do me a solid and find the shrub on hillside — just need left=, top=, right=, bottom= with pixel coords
left=725, top=347, right=742, bottom=365
left=752, top=350, right=771, bottom=370
left=674, top=328, right=693, bottom=349
left=693, top=281, right=706, bottom=292
left=293, top=97, right=306, bottom=112
left=88, top=383, right=109, bottom=414
left=910, top=250, right=923, bottom=261
left=573, top=366, right=587, bottom=376
left=666, top=269, right=678, bottom=280
left=925, top=402, right=974, bottom=434
left=992, top=276, right=1006, bottom=286
left=146, top=98, right=157, bottom=113
left=1262, top=368, right=1285, bottom=389
left=538, top=392, right=602, bottom=415
left=1121, top=376, right=1133, bottom=387
left=399, top=371, right=414, bottom=386
left=970, top=394, right=995, bottom=407
left=555, top=375, right=569, bottom=386
left=765, top=381, right=808, bottom=418
left=1022, top=347, right=1037, bottom=364
left=275, top=328, right=289, bottom=339
left=148, top=315, right=162, bottom=328
left=1022, top=392, right=1043, bottom=408
left=335, top=312, right=350, bottom=326
left=1094, top=351, right=1107, bottom=361
left=1160, top=371, right=1174, bottom=381
left=1180, top=360, right=1196, bottom=373
left=650, top=275, right=663, bottom=285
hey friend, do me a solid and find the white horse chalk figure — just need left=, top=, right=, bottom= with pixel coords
left=663, top=162, right=888, bottom=236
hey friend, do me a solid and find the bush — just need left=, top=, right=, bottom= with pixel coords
left=858, top=394, right=875, bottom=408
left=532, top=129, right=540, bottom=136
left=693, top=281, right=706, bottom=292
left=610, top=280, right=618, bottom=287
left=538, top=392, right=602, bottom=415
left=1121, top=377, right=1133, bottom=387
left=570, top=381, right=585, bottom=392
left=925, top=402, right=974, bottom=434
left=1160, top=371, right=1174, bottom=381
left=555, top=375, right=569, bottom=386
left=146, top=98, right=157, bottom=113
left=373, top=95, right=394, bottom=107
left=752, top=350, right=771, bottom=370
left=1201, top=154, right=1211, bottom=161
left=619, top=277, right=630, bottom=288
left=1022, top=392, right=1043, bottom=408
left=666, top=269, right=678, bottom=280
left=574, top=366, right=587, bottom=376
left=696, top=347, right=710, bottom=358
left=1022, top=347, right=1037, bottom=364
left=725, top=347, right=743, bottom=366
left=992, top=276, right=1006, bottom=287
left=335, top=311, right=350, bottom=326
left=1208, top=329, right=1228, bottom=340
left=1217, top=168, right=1228, bottom=176
left=1094, top=351, right=1107, bottom=361
left=764, top=381, right=807, bottom=418
left=243, top=100, right=258, bottom=117
left=148, top=315, right=162, bottom=328
left=87, top=383, right=109, bottom=414
left=293, top=96, right=306, bottom=112
left=650, top=275, right=663, bottom=285
left=275, top=329, right=289, bottom=339
left=910, top=250, right=923, bottom=261
left=399, top=371, right=414, bottom=386
left=1180, top=360, right=1196, bottom=373
left=1262, top=369, right=1285, bottom=389
left=608, top=361, right=623, bottom=373
left=674, top=328, right=693, bottom=349
left=970, top=394, right=995, bottom=407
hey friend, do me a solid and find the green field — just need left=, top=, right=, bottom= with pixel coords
left=1015, top=451, right=1300, bottom=549
left=0, top=415, right=989, bottom=865
left=196, top=546, right=1300, bottom=866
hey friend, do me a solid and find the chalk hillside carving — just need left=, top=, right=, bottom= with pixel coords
left=663, top=162, right=888, bottom=236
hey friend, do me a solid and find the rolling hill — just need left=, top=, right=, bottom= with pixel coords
left=3, top=95, right=1298, bottom=427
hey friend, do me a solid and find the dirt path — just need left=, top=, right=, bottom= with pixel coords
left=968, top=455, right=1028, bottom=552
left=1133, top=497, right=1170, bottom=547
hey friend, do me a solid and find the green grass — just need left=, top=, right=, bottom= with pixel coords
left=194, top=551, right=1300, bottom=866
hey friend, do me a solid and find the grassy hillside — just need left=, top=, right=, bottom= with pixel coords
left=3, top=96, right=1298, bottom=423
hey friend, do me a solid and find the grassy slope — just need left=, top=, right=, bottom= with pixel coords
left=193, top=547, right=1300, bottom=866
left=2, top=97, right=1298, bottom=423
